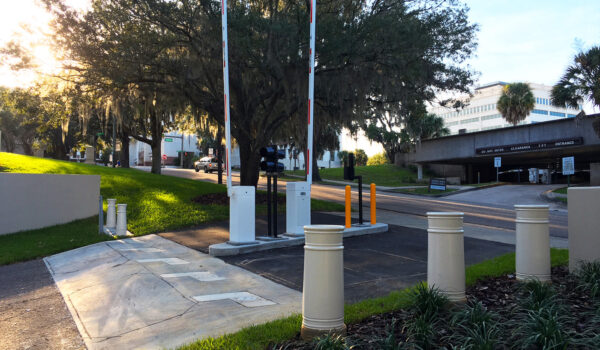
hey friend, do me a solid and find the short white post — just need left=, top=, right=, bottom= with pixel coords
left=515, top=205, right=550, bottom=282
left=427, top=212, right=465, bottom=302
left=301, top=225, right=346, bottom=340
left=116, top=204, right=127, bottom=236
left=106, top=199, right=117, bottom=228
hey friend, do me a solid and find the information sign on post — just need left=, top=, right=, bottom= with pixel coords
left=562, top=156, right=575, bottom=187
left=208, top=147, right=213, bottom=156
left=429, top=178, right=447, bottom=192
left=494, top=157, right=501, bottom=182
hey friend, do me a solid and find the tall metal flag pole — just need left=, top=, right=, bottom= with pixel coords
left=221, top=0, right=233, bottom=197
left=306, top=0, right=316, bottom=185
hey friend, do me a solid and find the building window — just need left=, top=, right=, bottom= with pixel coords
left=532, top=109, right=548, bottom=115
left=550, top=111, right=565, bottom=117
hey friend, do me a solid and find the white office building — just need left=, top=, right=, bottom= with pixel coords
left=430, top=82, right=583, bottom=135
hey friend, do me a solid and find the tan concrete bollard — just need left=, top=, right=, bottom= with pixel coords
left=106, top=199, right=117, bottom=228
left=568, top=187, right=600, bottom=272
left=427, top=212, right=466, bottom=302
left=301, top=225, right=346, bottom=340
left=116, top=204, right=128, bottom=236
left=515, top=205, right=550, bottom=282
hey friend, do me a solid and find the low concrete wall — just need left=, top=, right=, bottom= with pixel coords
left=0, top=174, right=100, bottom=235
left=568, top=187, right=600, bottom=272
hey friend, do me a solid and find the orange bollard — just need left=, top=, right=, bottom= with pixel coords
left=345, top=185, right=351, bottom=228
left=370, top=183, right=376, bottom=225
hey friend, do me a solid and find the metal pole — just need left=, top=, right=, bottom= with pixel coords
left=358, top=175, right=363, bottom=224
left=98, top=195, right=104, bottom=234
left=112, top=115, right=116, bottom=168
left=568, top=175, right=570, bottom=187
left=306, top=0, right=316, bottom=186
left=496, top=167, right=498, bottom=182
left=180, top=132, right=184, bottom=168
left=273, top=175, right=278, bottom=237
left=221, top=0, right=233, bottom=196
left=267, top=175, right=272, bottom=237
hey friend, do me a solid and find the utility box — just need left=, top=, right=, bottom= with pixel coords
left=286, top=181, right=311, bottom=236
left=229, top=186, right=256, bottom=244
left=539, top=169, right=550, bottom=184
left=528, top=168, right=539, bottom=183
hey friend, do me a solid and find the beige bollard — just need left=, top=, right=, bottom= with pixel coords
left=106, top=199, right=117, bottom=228
left=515, top=205, right=550, bottom=282
left=116, top=204, right=127, bottom=236
left=427, top=212, right=465, bottom=302
left=301, top=225, right=346, bottom=340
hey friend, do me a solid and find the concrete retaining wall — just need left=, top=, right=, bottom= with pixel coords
left=568, top=187, right=600, bottom=272
left=591, top=163, right=600, bottom=186
left=0, top=173, right=100, bottom=235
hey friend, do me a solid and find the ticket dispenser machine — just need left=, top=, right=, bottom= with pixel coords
left=229, top=186, right=256, bottom=244
left=285, top=181, right=311, bottom=236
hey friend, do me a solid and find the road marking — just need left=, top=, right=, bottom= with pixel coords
left=193, top=292, right=276, bottom=307
left=137, top=258, right=189, bottom=265
left=161, top=272, right=225, bottom=281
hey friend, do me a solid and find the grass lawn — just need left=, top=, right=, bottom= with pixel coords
left=286, top=164, right=424, bottom=187
left=179, top=249, right=569, bottom=350
left=392, top=187, right=458, bottom=196
left=553, top=187, right=568, bottom=195
left=0, top=217, right=111, bottom=265
left=0, top=152, right=342, bottom=265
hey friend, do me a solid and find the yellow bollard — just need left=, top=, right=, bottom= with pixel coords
left=370, top=183, right=376, bottom=225
left=345, top=185, right=351, bottom=228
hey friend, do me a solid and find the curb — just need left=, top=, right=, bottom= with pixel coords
left=208, top=223, right=389, bottom=256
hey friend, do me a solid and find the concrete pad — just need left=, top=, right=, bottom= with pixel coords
left=44, top=235, right=301, bottom=350
left=209, top=223, right=389, bottom=256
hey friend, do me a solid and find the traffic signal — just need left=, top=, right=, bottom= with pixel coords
left=343, top=152, right=355, bottom=180
left=260, top=146, right=285, bottom=173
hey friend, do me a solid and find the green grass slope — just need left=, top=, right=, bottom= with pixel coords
left=287, top=164, right=423, bottom=187
left=0, top=152, right=228, bottom=235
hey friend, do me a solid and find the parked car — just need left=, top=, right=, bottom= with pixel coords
left=194, top=156, right=219, bottom=173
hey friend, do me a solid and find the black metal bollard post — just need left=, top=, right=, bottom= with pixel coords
left=357, top=175, right=363, bottom=224
left=273, top=175, right=278, bottom=237
left=267, top=175, right=272, bottom=237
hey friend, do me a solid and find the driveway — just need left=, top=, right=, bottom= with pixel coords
left=446, top=184, right=566, bottom=211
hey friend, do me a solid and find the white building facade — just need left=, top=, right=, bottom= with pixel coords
left=430, top=82, right=583, bottom=135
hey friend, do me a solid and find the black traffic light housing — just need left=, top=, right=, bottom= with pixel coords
left=260, top=146, right=285, bottom=173
left=343, top=152, right=355, bottom=180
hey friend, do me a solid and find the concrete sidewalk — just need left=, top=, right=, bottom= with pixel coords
left=44, top=235, right=301, bottom=350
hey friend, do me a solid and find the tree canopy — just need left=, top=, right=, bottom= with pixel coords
left=40, top=0, right=477, bottom=184
left=497, top=83, right=535, bottom=126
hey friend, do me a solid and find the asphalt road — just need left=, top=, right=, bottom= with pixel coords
left=139, top=167, right=568, bottom=239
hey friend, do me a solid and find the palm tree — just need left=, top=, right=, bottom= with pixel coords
left=497, top=83, right=535, bottom=126
left=551, top=46, right=600, bottom=137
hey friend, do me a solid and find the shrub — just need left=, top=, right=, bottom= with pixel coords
left=575, top=260, right=600, bottom=299
left=313, top=334, right=354, bottom=350
left=367, top=152, right=389, bottom=166
left=354, top=149, right=368, bottom=166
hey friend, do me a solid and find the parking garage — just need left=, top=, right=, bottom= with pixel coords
left=398, top=114, right=600, bottom=185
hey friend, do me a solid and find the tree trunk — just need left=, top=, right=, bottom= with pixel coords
left=238, top=141, right=260, bottom=186
left=312, top=152, right=322, bottom=182
left=151, top=142, right=162, bottom=174
left=216, top=126, right=223, bottom=184
left=119, top=131, right=130, bottom=168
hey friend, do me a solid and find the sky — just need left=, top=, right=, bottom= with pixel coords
left=0, top=0, right=599, bottom=155
left=464, top=0, right=600, bottom=87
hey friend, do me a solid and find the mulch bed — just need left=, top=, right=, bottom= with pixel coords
left=191, top=192, right=285, bottom=206
left=271, top=266, right=599, bottom=349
